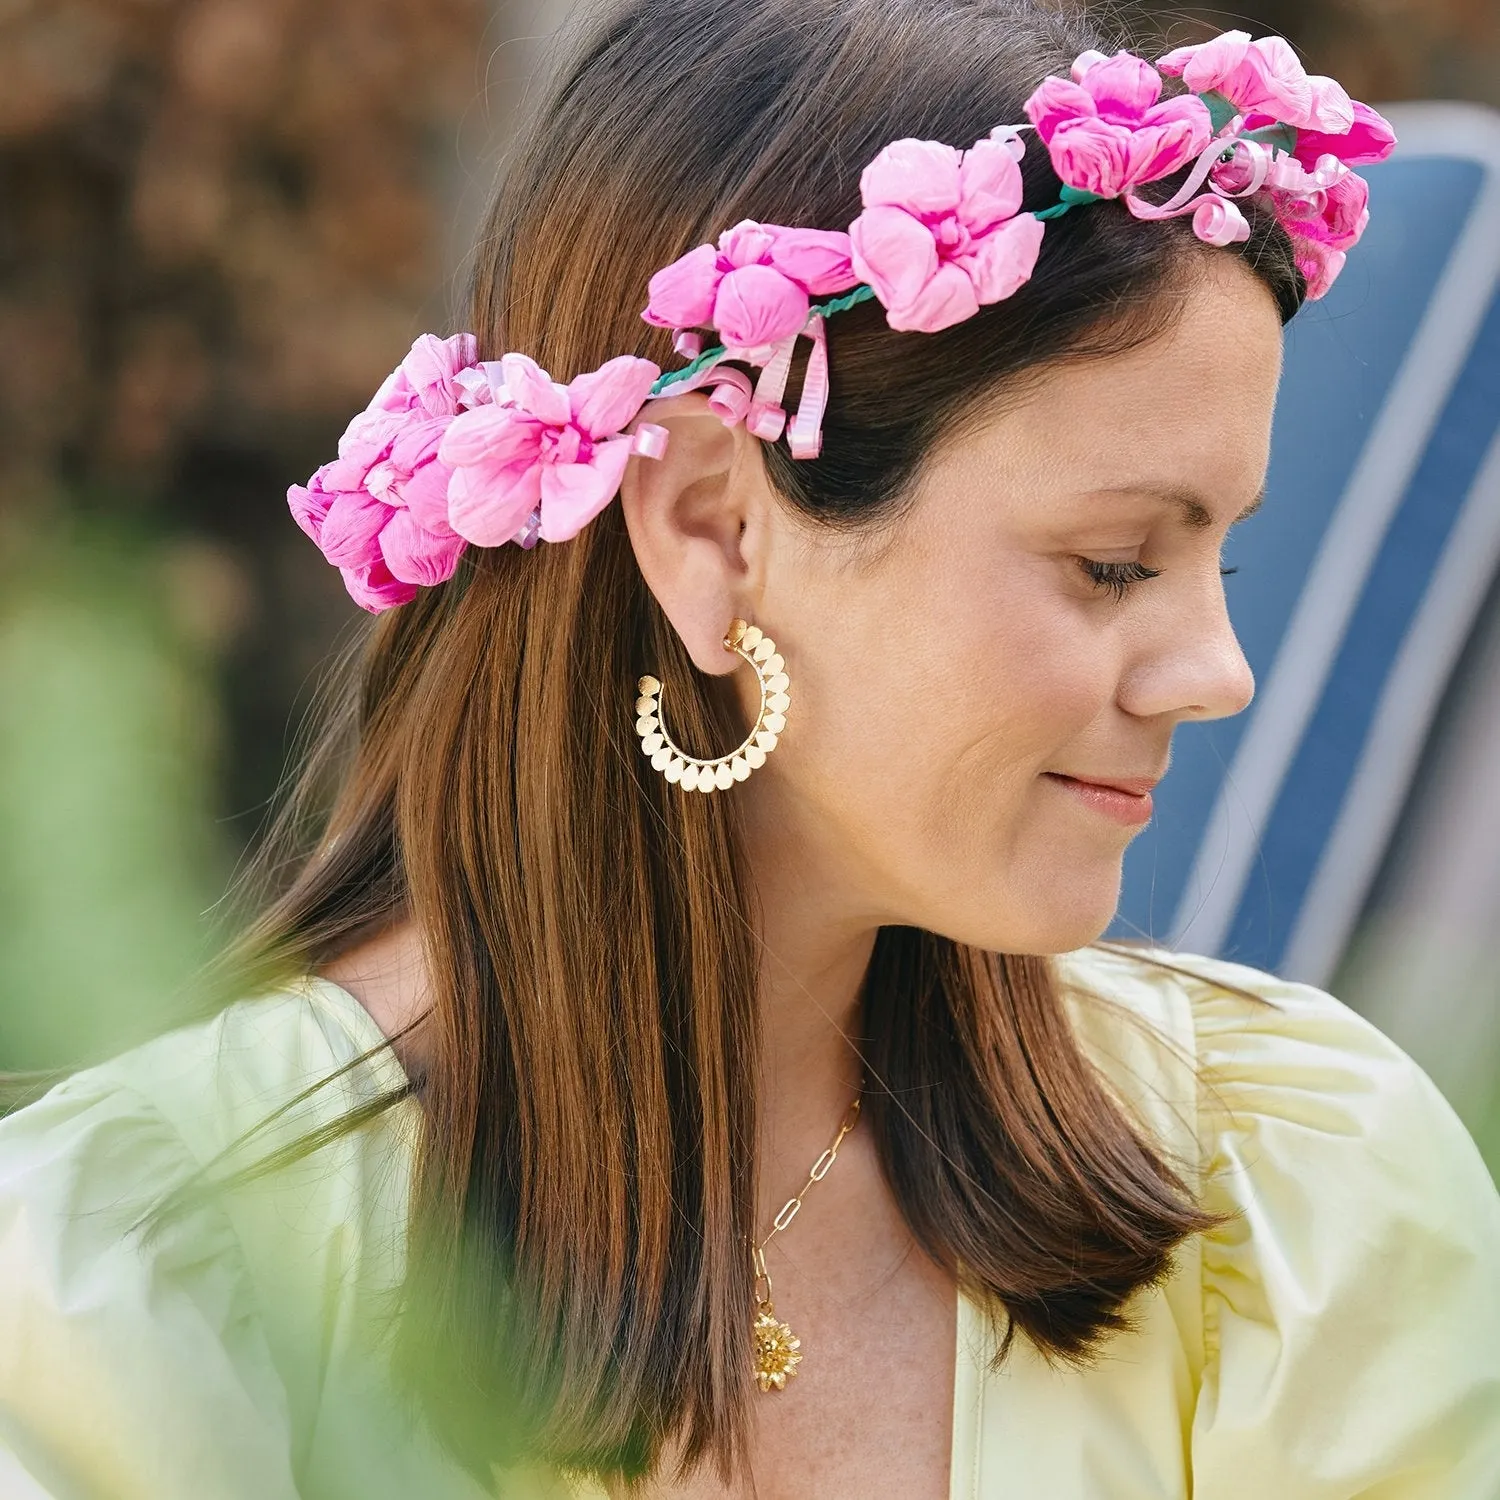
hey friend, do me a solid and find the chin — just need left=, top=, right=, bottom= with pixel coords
left=912, top=888, right=1116, bottom=960
left=995, top=912, right=1115, bottom=956
left=936, top=865, right=1123, bottom=955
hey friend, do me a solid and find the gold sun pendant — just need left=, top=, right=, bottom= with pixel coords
left=753, top=1300, right=803, bottom=1392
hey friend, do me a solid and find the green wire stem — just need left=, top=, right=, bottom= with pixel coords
left=1034, top=184, right=1105, bottom=221
left=649, top=283, right=878, bottom=395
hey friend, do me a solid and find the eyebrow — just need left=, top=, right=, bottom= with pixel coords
left=1100, top=483, right=1266, bottom=530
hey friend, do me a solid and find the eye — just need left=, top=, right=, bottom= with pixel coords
left=1077, top=557, right=1243, bottom=600
left=1077, top=557, right=1162, bottom=600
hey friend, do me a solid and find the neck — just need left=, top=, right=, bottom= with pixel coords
left=758, top=904, right=873, bottom=1111
left=324, top=809, right=881, bottom=1206
left=742, top=814, right=877, bottom=1203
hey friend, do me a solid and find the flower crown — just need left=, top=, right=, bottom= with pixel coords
left=289, top=31, right=1395, bottom=613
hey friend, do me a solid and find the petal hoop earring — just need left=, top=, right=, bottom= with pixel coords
left=636, top=619, right=791, bottom=793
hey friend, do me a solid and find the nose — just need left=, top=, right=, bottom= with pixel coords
left=1121, top=570, right=1256, bottom=723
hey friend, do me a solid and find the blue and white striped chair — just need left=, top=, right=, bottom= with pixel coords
left=1111, top=103, right=1500, bottom=992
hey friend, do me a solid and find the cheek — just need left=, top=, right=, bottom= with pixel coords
left=793, top=555, right=1118, bottom=826
left=961, top=601, right=1111, bottom=755
left=930, top=552, right=1117, bottom=751
left=892, top=595, right=1138, bottom=950
left=758, top=545, right=1134, bottom=947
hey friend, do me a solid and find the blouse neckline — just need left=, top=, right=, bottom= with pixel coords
left=298, top=972, right=989, bottom=1498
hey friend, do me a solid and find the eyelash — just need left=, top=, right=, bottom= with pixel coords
left=1078, top=558, right=1240, bottom=601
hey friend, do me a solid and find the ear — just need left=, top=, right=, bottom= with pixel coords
left=619, top=392, right=773, bottom=676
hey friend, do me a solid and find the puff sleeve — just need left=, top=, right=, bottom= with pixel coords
left=1182, top=956, right=1500, bottom=1498
left=0, top=1070, right=300, bottom=1500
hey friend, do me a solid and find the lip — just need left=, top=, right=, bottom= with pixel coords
left=1053, top=773, right=1161, bottom=797
left=1043, top=772, right=1158, bottom=826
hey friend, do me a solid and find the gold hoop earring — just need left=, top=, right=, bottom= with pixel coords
left=636, top=619, right=790, bottom=793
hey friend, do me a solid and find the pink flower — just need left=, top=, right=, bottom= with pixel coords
left=1158, top=31, right=1354, bottom=135
left=366, top=331, right=481, bottom=418
left=317, top=404, right=467, bottom=574
left=1285, top=100, right=1397, bottom=169
left=642, top=220, right=858, bottom=353
left=1024, top=50, right=1213, bottom=200
left=287, top=425, right=467, bottom=607
left=1289, top=240, right=1347, bottom=302
left=1270, top=166, right=1369, bottom=300
left=439, top=352, right=660, bottom=546
left=362, top=415, right=459, bottom=535
left=309, top=486, right=387, bottom=569
left=376, top=508, right=466, bottom=587
left=286, top=332, right=481, bottom=611
left=1272, top=167, right=1370, bottom=252
left=340, top=558, right=420, bottom=613
left=847, top=135, right=1046, bottom=333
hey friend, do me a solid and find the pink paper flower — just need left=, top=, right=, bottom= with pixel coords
left=1024, top=50, right=1213, bottom=200
left=367, top=331, right=481, bottom=417
left=1158, top=31, right=1354, bottom=135
left=1289, top=240, right=1347, bottom=302
left=1271, top=166, right=1369, bottom=250
left=286, top=332, right=481, bottom=611
left=439, top=352, right=660, bottom=546
left=363, top=415, right=461, bottom=536
left=1270, top=166, right=1369, bottom=299
left=340, top=558, right=420, bottom=613
left=847, top=135, right=1046, bottom=333
left=1283, top=100, right=1398, bottom=169
left=642, top=220, right=858, bottom=354
left=287, top=427, right=466, bottom=606
left=1197, top=135, right=1367, bottom=299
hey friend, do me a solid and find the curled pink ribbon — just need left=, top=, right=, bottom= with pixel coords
left=1123, top=123, right=1265, bottom=242
left=630, top=422, right=670, bottom=459
left=643, top=350, right=755, bottom=426
left=746, top=335, right=797, bottom=441
left=786, top=314, right=830, bottom=460
left=705, top=368, right=753, bottom=426
left=514, top=509, right=542, bottom=549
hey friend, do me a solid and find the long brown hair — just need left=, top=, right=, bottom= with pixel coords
left=211, top=0, right=1302, bottom=1484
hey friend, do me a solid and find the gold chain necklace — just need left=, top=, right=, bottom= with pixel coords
left=751, top=1087, right=863, bottom=1393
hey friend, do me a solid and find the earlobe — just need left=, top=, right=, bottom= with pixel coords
left=620, top=393, right=768, bottom=676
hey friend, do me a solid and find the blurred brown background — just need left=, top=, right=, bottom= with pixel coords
left=2, top=0, right=1498, bottom=1154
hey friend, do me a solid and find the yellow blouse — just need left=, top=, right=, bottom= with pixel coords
left=1, top=943, right=1497, bottom=1499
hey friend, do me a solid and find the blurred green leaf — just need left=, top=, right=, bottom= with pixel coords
left=0, top=518, right=229, bottom=1069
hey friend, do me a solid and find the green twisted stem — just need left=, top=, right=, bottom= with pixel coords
left=1034, top=184, right=1106, bottom=221
left=649, top=284, right=878, bottom=396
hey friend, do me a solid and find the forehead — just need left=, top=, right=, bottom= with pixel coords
left=932, top=261, right=1284, bottom=514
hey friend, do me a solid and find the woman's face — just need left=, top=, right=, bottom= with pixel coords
left=627, top=255, right=1284, bottom=960
left=735, top=258, right=1282, bottom=955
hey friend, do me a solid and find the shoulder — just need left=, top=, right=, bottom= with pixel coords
left=0, top=973, right=415, bottom=1289
left=1056, top=942, right=1500, bottom=1493
left=1054, top=939, right=1499, bottom=1193
left=0, top=979, right=420, bottom=1495
left=2, top=973, right=396, bottom=1172
left=1055, top=940, right=1500, bottom=1275
left=94, top=974, right=410, bottom=1162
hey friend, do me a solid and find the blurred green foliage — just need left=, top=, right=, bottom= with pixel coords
left=0, top=517, right=230, bottom=1069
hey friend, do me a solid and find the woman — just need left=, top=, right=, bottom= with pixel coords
left=2, top=1, right=1497, bottom=1496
